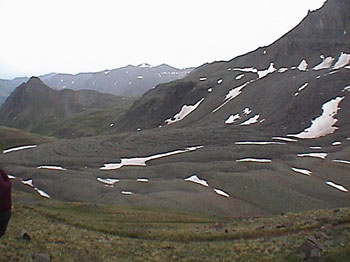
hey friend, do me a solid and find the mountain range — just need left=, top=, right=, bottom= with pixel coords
left=0, top=63, right=193, bottom=104
left=0, top=0, right=349, bottom=218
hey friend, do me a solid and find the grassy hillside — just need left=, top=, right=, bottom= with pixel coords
left=0, top=126, right=56, bottom=152
left=1, top=191, right=349, bottom=262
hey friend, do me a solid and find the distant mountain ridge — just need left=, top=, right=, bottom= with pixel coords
left=0, top=77, right=133, bottom=136
left=0, top=63, right=193, bottom=104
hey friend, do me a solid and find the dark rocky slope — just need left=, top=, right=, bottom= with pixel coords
left=115, top=0, right=350, bottom=137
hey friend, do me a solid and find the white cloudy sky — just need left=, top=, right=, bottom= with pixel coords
left=0, top=0, right=326, bottom=79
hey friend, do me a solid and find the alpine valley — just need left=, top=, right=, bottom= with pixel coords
left=1, top=0, right=350, bottom=224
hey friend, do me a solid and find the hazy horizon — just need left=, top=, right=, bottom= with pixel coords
left=0, top=0, right=326, bottom=80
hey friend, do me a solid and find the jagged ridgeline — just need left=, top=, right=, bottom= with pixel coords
left=115, top=0, right=350, bottom=135
left=0, top=0, right=349, bottom=218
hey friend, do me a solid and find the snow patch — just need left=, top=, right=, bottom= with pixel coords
left=97, top=178, right=120, bottom=185
left=235, top=141, right=285, bottom=145
left=217, top=79, right=223, bottom=84
left=208, top=88, right=213, bottom=93
left=37, top=166, right=67, bottom=171
left=287, top=97, right=344, bottom=139
left=236, top=74, right=245, bottom=80
left=225, top=114, right=240, bottom=124
left=212, top=82, right=249, bottom=113
left=257, top=63, right=276, bottom=78
left=310, top=146, right=322, bottom=150
left=313, top=56, right=335, bottom=70
left=240, top=115, right=260, bottom=126
left=332, top=160, right=350, bottom=165
left=272, top=137, right=297, bottom=142
left=297, top=60, right=308, bottom=71
left=100, top=146, right=203, bottom=170
left=214, top=189, right=230, bottom=198
left=165, top=98, right=204, bottom=124
left=236, top=158, right=271, bottom=163
left=137, top=178, right=149, bottom=182
left=3, top=145, right=37, bottom=154
left=278, top=68, right=288, bottom=73
left=332, top=141, right=342, bottom=146
left=21, top=179, right=50, bottom=198
left=291, top=167, right=312, bottom=176
left=22, top=179, right=34, bottom=187
left=199, top=77, right=207, bottom=81
left=297, top=153, right=327, bottom=159
left=122, top=191, right=134, bottom=195
left=333, top=53, right=350, bottom=69
left=243, top=107, right=252, bottom=115
left=185, top=175, right=209, bottom=187
left=104, top=70, right=110, bottom=75
left=137, top=75, right=144, bottom=79
left=326, top=181, right=348, bottom=192
left=343, top=86, right=350, bottom=92
left=298, top=83, right=309, bottom=92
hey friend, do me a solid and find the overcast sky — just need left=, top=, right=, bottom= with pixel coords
left=0, top=0, right=326, bottom=79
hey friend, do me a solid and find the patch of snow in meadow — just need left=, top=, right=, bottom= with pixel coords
left=272, top=137, right=297, bottom=142
left=3, top=145, right=37, bottom=154
left=165, top=98, right=204, bottom=124
left=297, top=153, right=327, bottom=159
left=37, top=166, right=67, bottom=171
left=291, top=167, right=312, bottom=176
left=313, top=56, right=335, bottom=70
left=8, top=174, right=16, bottom=179
left=212, top=82, right=249, bottom=113
left=137, top=75, right=144, bottom=79
left=241, top=115, right=260, bottom=126
left=287, top=97, right=344, bottom=139
left=333, top=53, right=350, bottom=69
left=214, top=189, right=230, bottom=198
left=227, top=68, right=232, bottom=71
left=137, top=178, right=149, bottom=182
left=332, top=160, right=350, bottom=165
left=185, top=175, right=209, bottom=187
left=199, top=77, right=207, bottom=81
left=332, top=141, right=342, bottom=146
left=236, top=74, right=245, bottom=80
left=97, top=178, right=120, bottom=185
left=278, top=68, right=288, bottom=73
left=263, top=50, right=267, bottom=55
left=297, top=60, right=308, bottom=71
left=110, top=123, right=114, bottom=127
left=235, top=141, right=285, bottom=145
left=208, top=88, right=212, bottom=93
left=100, top=146, right=203, bottom=170
left=343, top=86, right=350, bottom=92
left=225, top=114, right=240, bottom=124
left=217, top=79, right=223, bottom=84
left=326, top=181, right=348, bottom=192
left=236, top=158, right=271, bottom=163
